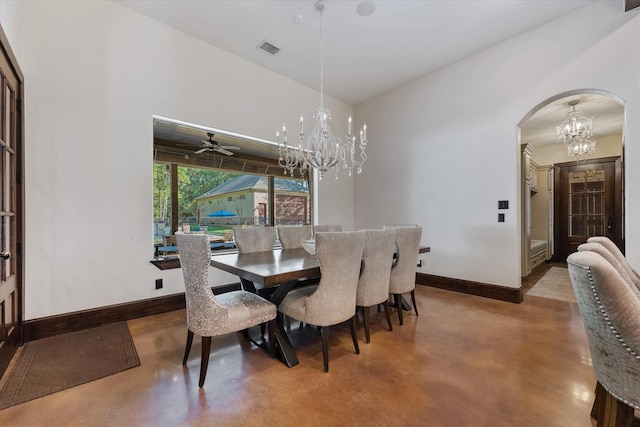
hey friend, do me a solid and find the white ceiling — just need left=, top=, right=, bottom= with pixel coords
left=118, top=0, right=624, bottom=151
left=117, top=0, right=597, bottom=105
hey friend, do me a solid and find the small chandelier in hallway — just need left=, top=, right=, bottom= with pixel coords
left=277, top=0, right=367, bottom=180
left=556, top=100, right=596, bottom=161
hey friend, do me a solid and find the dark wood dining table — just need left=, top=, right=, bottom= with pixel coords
left=210, top=246, right=430, bottom=368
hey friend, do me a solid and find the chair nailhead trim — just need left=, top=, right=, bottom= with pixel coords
left=585, top=267, right=640, bottom=410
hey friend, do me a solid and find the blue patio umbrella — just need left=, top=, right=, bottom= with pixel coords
left=208, top=210, right=237, bottom=217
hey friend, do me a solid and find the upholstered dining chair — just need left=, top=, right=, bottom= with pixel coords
left=313, top=224, right=342, bottom=234
left=176, top=233, right=277, bottom=388
left=278, top=231, right=365, bottom=372
left=388, top=226, right=423, bottom=325
left=587, top=236, right=640, bottom=284
left=356, top=228, right=397, bottom=343
left=233, top=226, right=277, bottom=253
left=277, top=225, right=313, bottom=249
left=233, top=227, right=277, bottom=293
left=566, top=250, right=640, bottom=426
left=577, top=242, right=640, bottom=297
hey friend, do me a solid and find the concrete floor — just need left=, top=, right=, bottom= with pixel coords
left=0, top=269, right=600, bottom=427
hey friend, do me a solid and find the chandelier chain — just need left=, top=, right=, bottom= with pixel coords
left=277, top=0, right=367, bottom=180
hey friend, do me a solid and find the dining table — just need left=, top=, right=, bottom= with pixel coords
left=210, top=245, right=430, bottom=368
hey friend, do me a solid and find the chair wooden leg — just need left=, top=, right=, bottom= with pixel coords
left=596, top=384, right=634, bottom=427
left=383, top=301, right=393, bottom=331
left=199, top=336, right=212, bottom=388
left=183, top=330, right=194, bottom=365
left=267, top=319, right=276, bottom=357
left=592, top=381, right=604, bottom=420
left=362, top=306, right=371, bottom=344
left=320, top=326, right=329, bottom=372
left=394, top=294, right=404, bottom=325
left=411, top=290, right=419, bottom=316
left=349, top=315, right=360, bottom=354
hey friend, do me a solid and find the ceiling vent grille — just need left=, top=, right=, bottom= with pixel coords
left=257, top=40, right=280, bottom=55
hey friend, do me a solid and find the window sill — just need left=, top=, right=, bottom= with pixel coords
left=150, top=248, right=240, bottom=270
left=150, top=257, right=181, bottom=270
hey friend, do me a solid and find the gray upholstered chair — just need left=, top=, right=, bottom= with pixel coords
left=233, top=226, right=277, bottom=253
left=578, top=242, right=640, bottom=297
left=278, top=231, right=365, bottom=372
left=356, top=228, right=397, bottom=343
left=277, top=225, right=313, bottom=249
left=233, top=227, right=277, bottom=293
left=587, top=236, right=640, bottom=284
left=176, top=233, right=277, bottom=388
left=313, top=224, right=342, bottom=234
left=567, top=250, right=640, bottom=426
left=388, top=226, right=423, bottom=325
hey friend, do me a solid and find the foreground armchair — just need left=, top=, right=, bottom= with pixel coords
left=567, top=250, right=640, bottom=426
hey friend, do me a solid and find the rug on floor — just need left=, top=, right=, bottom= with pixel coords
left=526, top=267, right=577, bottom=303
left=0, top=321, right=140, bottom=410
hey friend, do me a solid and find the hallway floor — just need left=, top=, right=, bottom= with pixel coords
left=0, top=270, right=599, bottom=426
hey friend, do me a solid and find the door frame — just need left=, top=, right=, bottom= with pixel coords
left=0, top=23, right=24, bottom=377
left=517, top=89, right=625, bottom=280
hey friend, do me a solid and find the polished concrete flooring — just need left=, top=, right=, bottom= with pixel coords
left=0, top=265, right=601, bottom=426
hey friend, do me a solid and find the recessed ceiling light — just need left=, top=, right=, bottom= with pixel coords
left=356, top=0, right=375, bottom=17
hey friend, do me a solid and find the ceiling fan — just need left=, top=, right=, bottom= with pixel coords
left=195, top=132, right=241, bottom=156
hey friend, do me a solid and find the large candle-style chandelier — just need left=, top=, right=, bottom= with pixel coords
left=277, top=0, right=367, bottom=180
left=556, top=100, right=596, bottom=161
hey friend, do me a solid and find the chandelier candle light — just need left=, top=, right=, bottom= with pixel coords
left=277, top=0, right=367, bottom=180
left=556, top=100, right=596, bottom=161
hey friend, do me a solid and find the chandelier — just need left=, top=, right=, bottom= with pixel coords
left=556, top=100, right=596, bottom=161
left=277, top=0, right=367, bottom=180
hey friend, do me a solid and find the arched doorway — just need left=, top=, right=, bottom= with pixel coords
left=518, top=90, right=625, bottom=280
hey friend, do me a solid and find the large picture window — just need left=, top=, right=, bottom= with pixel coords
left=153, top=124, right=312, bottom=258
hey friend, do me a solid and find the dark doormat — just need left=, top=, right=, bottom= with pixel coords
left=0, top=322, right=140, bottom=410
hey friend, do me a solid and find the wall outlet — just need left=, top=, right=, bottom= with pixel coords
left=155, top=278, right=163, bottom=289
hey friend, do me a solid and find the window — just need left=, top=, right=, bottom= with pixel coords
left=153, top=123, right=312, bottom=258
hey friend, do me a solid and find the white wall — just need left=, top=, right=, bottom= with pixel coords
left=354, top=1, right=640, bottom=288
left=0, top=0, right=355, bottom=319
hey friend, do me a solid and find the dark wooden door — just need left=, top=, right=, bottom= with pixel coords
left=0, top=25, right=23, bottom=377
left=554, top=157, right=622, bottom=261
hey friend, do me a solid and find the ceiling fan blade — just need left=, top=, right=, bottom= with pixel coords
left=194, top=148, right=209, bottom=154
left=201, top=139, right=214, bottom=147
left=215, top=147, right=234, bottom=156
left=220, top=145, right=241, bottom=150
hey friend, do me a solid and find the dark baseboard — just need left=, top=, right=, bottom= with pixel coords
left=416, top=273, right=523, bottom=303
left=23, top=273, right=521, bottom=342
left=22, top=283, right=241, bottom=342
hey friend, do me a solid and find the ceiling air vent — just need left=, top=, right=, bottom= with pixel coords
left=257, top=40, right=280, bottom=55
